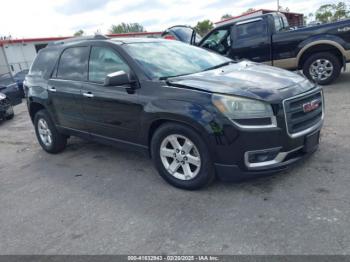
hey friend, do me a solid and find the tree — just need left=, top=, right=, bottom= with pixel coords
left=73, top=30, right=84, bottom=37
left=221, top=14, right=232, bottom=20
left=109, top=23, right=145, bottom=34
left=316, top=4, right=336, bottom=23
left=194, top=20, right=214, bottom=36
left=334, top=2, right=350, bottom=20
left=315, top=2, right=349, bottom=23
left=242, top=8, right=256, bottom=15
left=304, top=13, right=314, bottom=25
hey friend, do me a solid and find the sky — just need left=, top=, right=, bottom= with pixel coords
left=0, top=0, right=345, bottom=38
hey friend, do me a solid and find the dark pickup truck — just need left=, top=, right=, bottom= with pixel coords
left=163, top=12, right=350, bottom=85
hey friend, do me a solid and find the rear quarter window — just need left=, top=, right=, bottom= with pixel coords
left=29, top=49, right=59, bottom=78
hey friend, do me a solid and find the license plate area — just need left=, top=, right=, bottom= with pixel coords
left=303, top=131, right=320, bottom=153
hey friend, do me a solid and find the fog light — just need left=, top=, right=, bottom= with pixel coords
left=247, top=148, right=280, bottom=164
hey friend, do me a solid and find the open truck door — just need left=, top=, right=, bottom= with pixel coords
left=161, top=26, right=202, bottom=45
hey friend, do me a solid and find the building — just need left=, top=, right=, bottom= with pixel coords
left=0, top=32, right=162, bottom=76
left=215, top=9, right=304, bottom=28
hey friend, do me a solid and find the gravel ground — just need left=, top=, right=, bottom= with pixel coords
left=0, top=70, right=350, bottom=255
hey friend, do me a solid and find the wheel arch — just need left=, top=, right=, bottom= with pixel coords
left=147, top=117, right=213, bottom=158
left=297, top=40, right=345, bottom=69
left=29, top=102, right=46, bottom=122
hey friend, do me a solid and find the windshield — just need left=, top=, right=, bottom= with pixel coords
left=123, top=41, right=231, bottom=79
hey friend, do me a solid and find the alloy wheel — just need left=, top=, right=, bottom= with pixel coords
left=160, top=134, right=201, bottom=180
left=38, top=118, right=53, bottom=147
left=309, top=59, right=334, bottom=81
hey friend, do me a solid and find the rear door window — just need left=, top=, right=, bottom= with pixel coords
left=234, top=19, right=268, bottom=42
left=56, top=47, right=89, bottom=81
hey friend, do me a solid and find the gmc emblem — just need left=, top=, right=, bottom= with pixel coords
left=303, top=99, right=321, bottom=113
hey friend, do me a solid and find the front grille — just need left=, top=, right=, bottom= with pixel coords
left=283, top=90, right=323, bottom=137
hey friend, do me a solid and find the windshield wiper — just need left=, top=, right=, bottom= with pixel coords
left=203, top=61, right=233, bottom=72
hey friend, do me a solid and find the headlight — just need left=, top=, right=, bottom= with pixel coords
left=0, top=93, right=6, bottom=100
left=212, top=94, right=276, bottom=128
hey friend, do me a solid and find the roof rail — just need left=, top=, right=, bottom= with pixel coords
left=47, top=34, right=110, bottom=46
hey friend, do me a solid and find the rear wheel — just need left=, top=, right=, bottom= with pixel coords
left=302, top=52, right=341, bottom=85
left=34, top=109, right=67, bottom=153
left=151, top=123, right=215, bottom=190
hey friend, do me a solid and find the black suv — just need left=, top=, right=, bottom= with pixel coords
left=25, top=36, right=324, bottom=190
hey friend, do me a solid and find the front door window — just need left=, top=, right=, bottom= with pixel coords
left=88, top=46, right=130, bottom=84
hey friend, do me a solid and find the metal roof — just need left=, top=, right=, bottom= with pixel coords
left=0, top=31, right=162, bottom=46
left=214, top=8, right=303, bottom=25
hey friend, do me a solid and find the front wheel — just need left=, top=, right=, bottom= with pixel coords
left=302, top=52, right=341, bottom=85
left=151, top=123, right=215, bottom=190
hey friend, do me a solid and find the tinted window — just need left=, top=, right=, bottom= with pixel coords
left=89, top=46, right=130, bottom=83
left=236, top=20, right=267, bottom=40
left=273, top=14, right=283, bottom=32
left=123, top=41, right=230, bottom=79
left=30, top=49, right=59, bottom=77
left=173, top=27, right=193, bottom=43
left=57, top=47, right=89, bottom=81
left=171, top=27, right=202, bottom=44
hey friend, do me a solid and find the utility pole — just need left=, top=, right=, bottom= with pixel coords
left=277, top=0, right=280, bottom=11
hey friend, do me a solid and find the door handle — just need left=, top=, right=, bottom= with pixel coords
left=48, top=87, right=56, bottom=92
left=83, top=92, right=94, bottom=98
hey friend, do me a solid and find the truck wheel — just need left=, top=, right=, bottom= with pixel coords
left=303, top=52, right=341, bottom=85
left=34, top=109, right=67, bottom=154
left=151, top=123, right=215, bottom=190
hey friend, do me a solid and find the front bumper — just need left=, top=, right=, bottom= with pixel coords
left=6, top=90, right=22, bottom=106
left=211, top=88, right=323, bottom=182
left=1, top=85, right=22, bottom=106
left=0, top=102, right=12, bottom=120
left=214, top=138, right=319, bottom=182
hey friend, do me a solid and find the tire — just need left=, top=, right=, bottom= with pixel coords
left=151, top=123, right=215, bottom=190
left=5, top=106, right=14, bottom=120
left=302, top=52, right=341, bottom=85
left=34, top=109, right=67, bottom=154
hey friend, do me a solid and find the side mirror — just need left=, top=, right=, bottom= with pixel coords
left=104, top=71, right=130, bottom=86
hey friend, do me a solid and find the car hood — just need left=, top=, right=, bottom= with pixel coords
left=167, top=61, right=317, bottom=103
